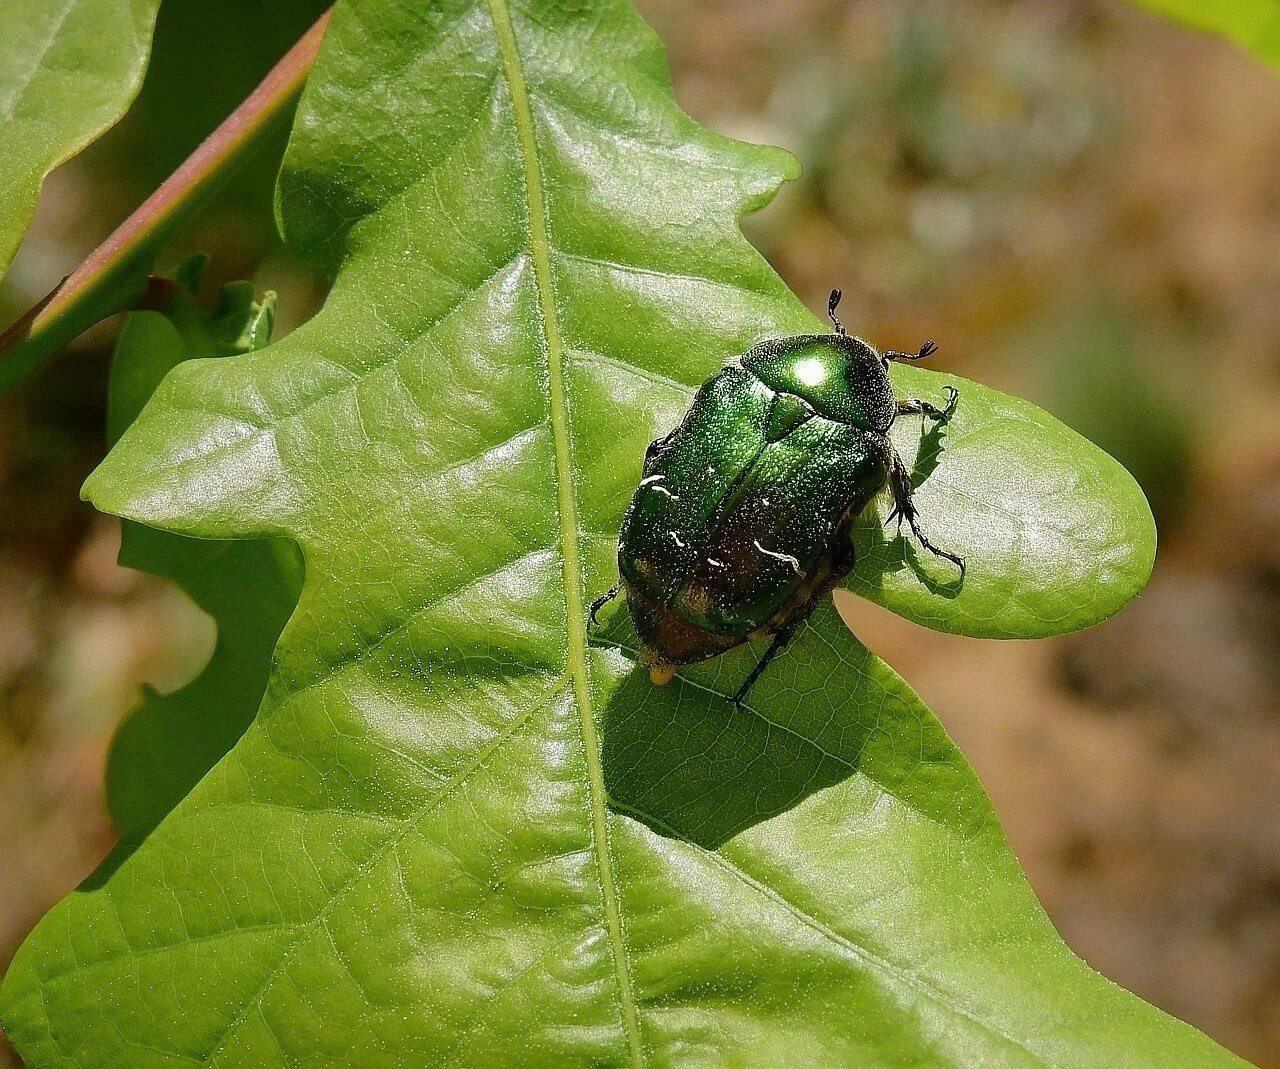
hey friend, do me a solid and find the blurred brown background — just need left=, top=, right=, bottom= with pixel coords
left=2, top=0, right=1279, bottom=1064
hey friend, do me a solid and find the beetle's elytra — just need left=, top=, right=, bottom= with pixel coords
left=591, top=290, right=964, bottom=706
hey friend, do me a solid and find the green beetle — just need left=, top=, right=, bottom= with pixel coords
left=591, top=290, right=963, bottom=706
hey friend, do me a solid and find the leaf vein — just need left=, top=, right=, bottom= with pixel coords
left=198, top=679, right=567, bottom=1064
left=275, top=541, right=558, bottom=706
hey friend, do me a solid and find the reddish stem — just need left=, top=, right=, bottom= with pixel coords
left=0, top=8, right=332, bottom=384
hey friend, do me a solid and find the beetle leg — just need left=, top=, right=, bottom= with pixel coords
left=896, top=385, right=958, bottom=422
left=886, top=446, right=966, bottom=578
left=730, top=531, right=859, bottom=708
left=731, top=624, right=800, bottom=709
left=885, top=340, right=940, bottom=362
left=733, top=583, right=833, bottom=707
left=588, top=585, right=620, bottom=627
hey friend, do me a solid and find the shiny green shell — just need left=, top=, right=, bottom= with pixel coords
left=617, top=332, right=894, bottom=665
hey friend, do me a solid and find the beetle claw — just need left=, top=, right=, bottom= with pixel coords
left=885, top=340, right=939, bottom=362
left=587, top=585, right=619, bottom=628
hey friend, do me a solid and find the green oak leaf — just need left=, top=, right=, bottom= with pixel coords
left=104, top=258, right=303, bottom=843
left=1129, top=0, right=1280, bottom=66
left=0, top=0, right=1236, bottom=1065
left=0, top=0, right=161, bottom=279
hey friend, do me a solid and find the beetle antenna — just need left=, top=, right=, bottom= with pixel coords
left=827, top=289, right=847, bottom=336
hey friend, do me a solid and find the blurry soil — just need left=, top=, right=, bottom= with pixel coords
left=3, top=0, right=1280, bottom=1065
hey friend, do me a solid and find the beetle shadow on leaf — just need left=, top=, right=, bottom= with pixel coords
left=593, top=602, right=879, bottom=850
left=882, top=531, right=964, bottom=599
left=853, top=415, right=964, bottom=599
left=908, top=409, right=949, bottom=489
left=901, top=414, right=965, bottom=595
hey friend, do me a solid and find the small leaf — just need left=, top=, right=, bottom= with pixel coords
left=104, top=261, right=302, bottom=841
left=1128, top=0, right=1280, bottom=67
left=0, top=0, right=161, bottom=278
left=0, top=1, right=1236, bottom=1065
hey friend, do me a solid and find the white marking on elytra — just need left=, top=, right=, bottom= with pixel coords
left=640, top=473, right=679, bottom=500
left=670, top=532, right=686, bottom=548
left=754, top=539, right=803, bottom=575
left=707, top=557, right=727, bottom=568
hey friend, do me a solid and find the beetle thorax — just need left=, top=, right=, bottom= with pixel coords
left=741, top=334, right=895, bottom=431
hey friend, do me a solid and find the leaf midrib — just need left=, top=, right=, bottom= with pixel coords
left=484, top=0, right=645, bottom=1064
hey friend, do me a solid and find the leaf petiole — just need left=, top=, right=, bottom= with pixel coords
left=0, top=8, right=332, bottom=391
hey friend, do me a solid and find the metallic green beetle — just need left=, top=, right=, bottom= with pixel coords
left=591, top=290, right=964, bottom=706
